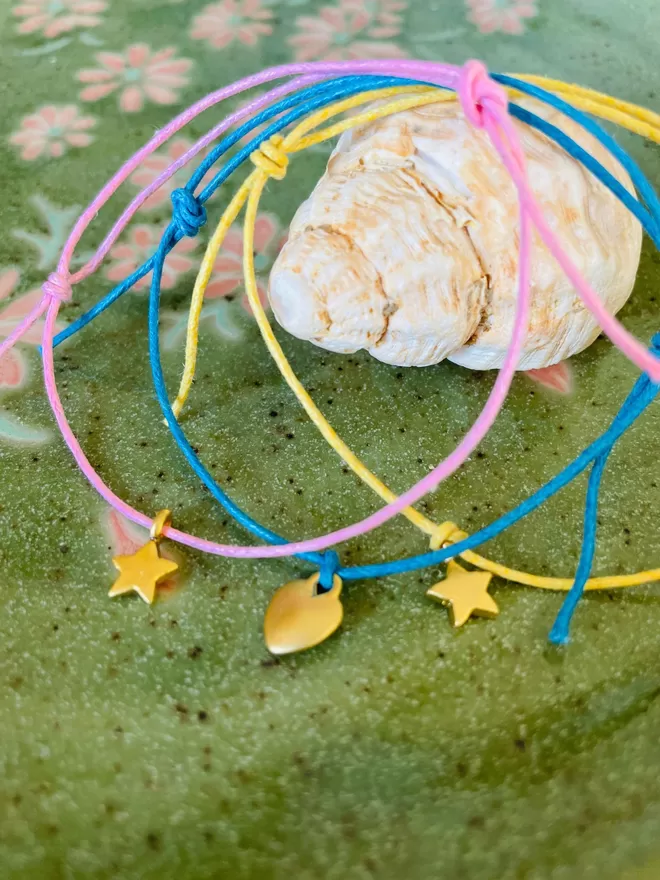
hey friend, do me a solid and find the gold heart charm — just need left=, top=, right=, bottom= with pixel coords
left=264, top=573, right=343, bottom=655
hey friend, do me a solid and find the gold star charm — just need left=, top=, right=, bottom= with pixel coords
left=109, top=510, right=178, bottom=605
left=426, top=560, right=499, bottom=627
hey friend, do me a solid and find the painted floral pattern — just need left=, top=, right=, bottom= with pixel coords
left=12, top=195, right=84, bottom=271
left=0, top=268, right=66, bottom=391
left=105, top=224, right=197, bottom=291
left=0, top=270, right=27, bottom=391
left=13, top=0, right=107, bottom=38
left=205, top=213, right=284, bottom=314
left=9, top=104, right=96, bottom=161
left=341, top=0, right=407, bottom=37
left=160, top=300, right=243, bottom=351
left=465, top=0, right=538, bottom=35
left=190, top=0, right=274, bottom=50
left=526, top=362, right=573, bottom=395
left=158, top=214, right=284, bottom=349
left=78, top=44, right=193, bottom=113
left=289, top=0, right=407, bottom=61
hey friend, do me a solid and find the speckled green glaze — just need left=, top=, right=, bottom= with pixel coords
left=1, top=1, right=660, bottom=877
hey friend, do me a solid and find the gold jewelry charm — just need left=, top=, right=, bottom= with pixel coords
left=109, top=509, right=178, bottom=605
left=264, top=572, right=343, bottom=655
left=426, top=560, right=498, bottom=627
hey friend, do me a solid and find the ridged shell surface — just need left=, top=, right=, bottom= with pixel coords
left=268, top=97, right=642, bottom=369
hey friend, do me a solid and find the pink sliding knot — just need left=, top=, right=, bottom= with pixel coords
left=459, top=60, right=509, bottom=129
left=0, top=271, right=74, bottom=362
left=42, top=272, right=73, bottom=303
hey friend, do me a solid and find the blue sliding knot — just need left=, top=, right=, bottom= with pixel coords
left=171, top=188, right=207, bottom=238
left=317, top=550, right=341, bottom=592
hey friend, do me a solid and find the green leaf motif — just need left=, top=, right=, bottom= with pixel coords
left=78, top=32, right=104, bottom=47
left=15, top=32, right=104, bottom=57
left=13, top=196, right=82, bottom=271
left=161, top=301, right=244, bottom=352
left=201, top=301, right=244, bottom=341
left=0, top=410, right=51, bottom=446
left=14, top=37, right=72, bottom=57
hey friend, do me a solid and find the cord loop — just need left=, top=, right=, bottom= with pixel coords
left=317, top=550, right=341, bottom=592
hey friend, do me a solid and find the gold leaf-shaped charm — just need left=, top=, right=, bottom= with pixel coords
left=264, top=573, right=343, bottom=655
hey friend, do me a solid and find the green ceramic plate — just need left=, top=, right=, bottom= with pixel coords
left=1, top=1, right=660, bottom=876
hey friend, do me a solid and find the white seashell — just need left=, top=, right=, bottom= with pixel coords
left=268, top=97, right=642, bottom=369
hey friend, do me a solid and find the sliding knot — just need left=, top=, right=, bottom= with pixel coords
left=429, top=521, right=466, bottom=552
left=251, top=135, right=289, bottom=180
left=459, top=60, right=508, bottom=129
left=171, top=188, right=207, bottom=238
left=42, top=272, right=73, bottom=303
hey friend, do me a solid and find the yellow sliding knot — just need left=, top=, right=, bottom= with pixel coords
left=251, top=135, right=289, bottom=180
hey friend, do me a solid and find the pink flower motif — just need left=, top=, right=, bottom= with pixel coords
left=105, top=224, right=197, bottom=291
left=289, top=0, right=407, bottom=62
left=190, top=0, right=274, bottom=50
left=104, top=509, right=144, bottom=556
left=13, top=0, right=107, bottom=38
left=9, top=105, right=96, bottom=161
left=525, top=362, right=574, bottom=395
left=78, top=44, right=193, bottom=113
left=340, top=0, right=407, bottom=38
left=103, top=510, right=179, bottom=592
left=0, top=268, right=66, bottom=389
left=465, top=0, right=537, bottom=35
left=0, top=348, right=25, bottom=389
left=205, top=213, right=284, bottom=315
left=129, top=138, right=217, bottom=213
